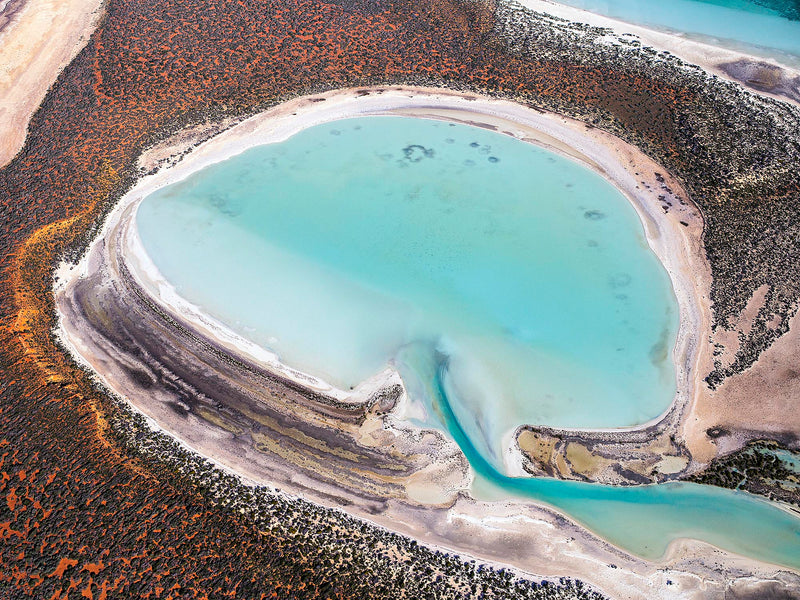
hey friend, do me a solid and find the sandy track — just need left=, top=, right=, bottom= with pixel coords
left=0, top=0, right=104, bottom=167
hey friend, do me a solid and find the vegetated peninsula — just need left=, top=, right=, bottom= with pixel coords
left=1, top=0, right=799, bottom=598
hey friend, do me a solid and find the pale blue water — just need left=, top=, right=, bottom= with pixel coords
left=551, top=0, right=800, bottom=65
left=137, top=116, right=800, bottom=569
left=138, top=116, right=678, bottom=463
left=775, top=448, right=800, bottom=473
left=400, top=342, right=800, bottom=567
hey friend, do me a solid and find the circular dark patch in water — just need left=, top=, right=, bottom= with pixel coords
left=488, top=156, right=499, bottom=163
left=463, top=159, right=476, bottom=167
left=209, top=193, right=241, bottom=217
left=469, top=142, right=480, bottom=148
left=584, top=210, right=606, bottom=221
left=445, top=138, right=455, bottom=144
left=330, top=129, right=341, bottom=136
left=402, top=144, right=435, bottom=162
left=610, top=273, right=632, bottom=288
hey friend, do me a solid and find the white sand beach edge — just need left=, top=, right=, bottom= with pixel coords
left=1, top=0, right=797, bottom=176
left=518, top=0, right=800, bottom=107
left=86, top=85, right=710, bottom=456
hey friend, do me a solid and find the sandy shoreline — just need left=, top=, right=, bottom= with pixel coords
left=0, top=0, right=786, bottom=476
left=54, top=86, right=800, bottom=599
left=1, top=0, right=797, bottom=176
left=0, top=0, right=793, bottom=594
left=137, top=87, right=713, bottom=477
left=87, top=84, right=709, bottom=461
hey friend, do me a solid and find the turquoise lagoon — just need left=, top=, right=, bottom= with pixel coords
left=550, top=0, right=800, bottom=65
left=137, top=117, right=800, bottom=568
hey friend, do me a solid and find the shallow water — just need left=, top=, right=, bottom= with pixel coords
left=137, top=116, right=679, bottom=462
left=395, top=341, right=800, bottom=567
left=136, top=116, right=800, bottom=568
left=551, top=0, right=800, bottom=64
left=430, top=346, right=800, bottom=567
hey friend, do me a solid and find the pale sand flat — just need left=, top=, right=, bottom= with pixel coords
left=0, top=0, right=104, bottom=167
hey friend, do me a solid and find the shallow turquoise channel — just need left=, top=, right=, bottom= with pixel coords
left=551, top=0, right=800, bottom=65
left=136, top=116, right=800, bottom=569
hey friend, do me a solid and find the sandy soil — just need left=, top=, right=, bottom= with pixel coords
left=1, top=0, right=797, bottom=173
left=0, top=0, right=104, bottom=167
left=688, top=304, right=800, bottom=460
left=518, top=0, right=800, bottom=107
left=54, top=86, right=800, bottom=599
left=0, top=0, right=793, bottom=593
left=506, top=1, right=800, bottom=466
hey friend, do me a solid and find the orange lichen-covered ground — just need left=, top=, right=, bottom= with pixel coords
left=0, top=0, right=798, bottom=596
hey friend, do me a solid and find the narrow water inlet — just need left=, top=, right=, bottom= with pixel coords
left=420, top=344, right=800, bottom=568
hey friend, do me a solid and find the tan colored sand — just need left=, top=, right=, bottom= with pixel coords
left=0, top=0, right=794, bottom=592
left=711, top=285, right=770, bottom=368
left=2, top=0, right=793, bottom=475
left=126, top=85, right=710, bottom=462
left=0, top=0, right=104, bottom=167
left=688, top=307, right=800, bottom=460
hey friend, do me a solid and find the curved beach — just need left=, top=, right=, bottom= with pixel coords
left=55, top=86, right=800, bottom=599
left=64, top=85, right=711, bottom=476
